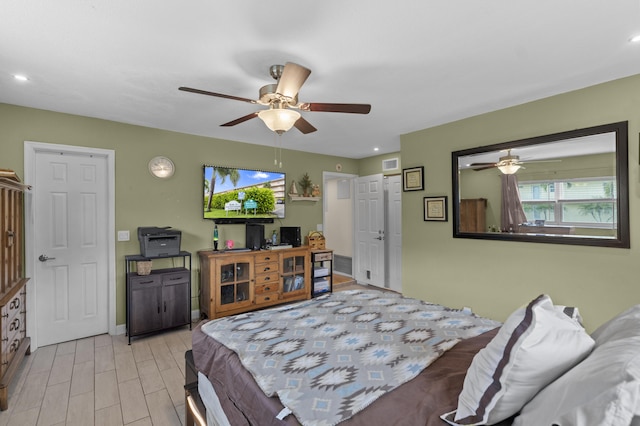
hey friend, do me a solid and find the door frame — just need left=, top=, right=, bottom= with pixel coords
left=24, top=141, right=116, bottom=350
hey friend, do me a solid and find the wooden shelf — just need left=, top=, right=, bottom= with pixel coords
left=288, top=195, right=321, bottom=201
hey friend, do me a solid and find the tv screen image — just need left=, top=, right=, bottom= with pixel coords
left=203, top=165, right=285, bottom=223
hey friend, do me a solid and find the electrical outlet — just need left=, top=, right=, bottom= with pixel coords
left=117, top=230, right=130, bottom=241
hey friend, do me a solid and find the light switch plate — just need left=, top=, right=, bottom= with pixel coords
left=117, top=230, right=130, bottom=241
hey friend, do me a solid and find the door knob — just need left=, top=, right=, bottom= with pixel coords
left=38, top=254, right=56, bottom=262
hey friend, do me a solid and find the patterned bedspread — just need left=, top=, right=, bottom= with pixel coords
left=201, top=290, right=500, bottom=426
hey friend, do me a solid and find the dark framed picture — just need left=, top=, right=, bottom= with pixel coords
left=424, top=196, right=448, bottom=221
left=402, top=166, right=424, bottom=191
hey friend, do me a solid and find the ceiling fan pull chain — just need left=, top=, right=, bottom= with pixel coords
left=278, top=133, right=283, bottom=168
left=273, top=132, right=278, bottom=166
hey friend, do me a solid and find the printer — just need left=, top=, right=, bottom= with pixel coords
left=138, top=226, right=181, bottom=258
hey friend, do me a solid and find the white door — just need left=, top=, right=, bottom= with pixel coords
left=355, top=174, right=385, bottom=287
left=386, top=175, right=402, bottom=292
left=32, top=148, right=110, bottom=346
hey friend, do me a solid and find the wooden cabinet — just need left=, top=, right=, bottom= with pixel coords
left=199, top=247, right=311, bottom=319
left=125, top=252, right=191, bottom=344
left=311, top=249, right=333, bottom=297
left=0, top=176, right=31, bottom=411
left=459, top=198, right=487, bottom=233
left=215, top=255, right=253, bottom=314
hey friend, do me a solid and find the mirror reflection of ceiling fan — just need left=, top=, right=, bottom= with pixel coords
left=179, top=62, right=371, bottom=135
left=467, top=149, right=561, bottom=175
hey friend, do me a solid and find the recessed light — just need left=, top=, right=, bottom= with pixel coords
left=630, top=34, right=640, bottom=43
left=13, top=74, right=29, bottom=82
left=374, top=147, right=379, bottom=151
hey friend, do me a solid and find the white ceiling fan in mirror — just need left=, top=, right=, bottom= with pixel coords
left=466, top=148, right=561, bottom=175
left=460, top=133, right=615, bottom=175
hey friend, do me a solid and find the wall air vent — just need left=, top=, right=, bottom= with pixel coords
left=382, top=157, right=399, bottom=171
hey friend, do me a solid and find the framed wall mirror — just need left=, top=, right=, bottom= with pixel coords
left=452, top=121, right=629, bottom=248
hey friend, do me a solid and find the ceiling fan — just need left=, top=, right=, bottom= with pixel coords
left=179, top=62, right=371, bottom=135
left=468, top=149, right=560, bottom=175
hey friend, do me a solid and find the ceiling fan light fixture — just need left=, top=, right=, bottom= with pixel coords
left=497, top=163, right=521, bottom=175
left=258, top=108, right=300, bottom=134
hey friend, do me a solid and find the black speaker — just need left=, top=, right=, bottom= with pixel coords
left=245, top=223, right=264, bottom=250
left=280, top=226, right=301, bottom=247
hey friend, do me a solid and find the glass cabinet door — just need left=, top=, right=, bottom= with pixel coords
left=282, top=252, right=307, bottom=295
left=217, top=258, right=252, bottom=311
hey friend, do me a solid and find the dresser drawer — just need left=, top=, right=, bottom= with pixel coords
left=1, top=293, right=24, bottom=324
left=161, top=270, right=189, bottom=286
left=254, top=253, right=278, bottom=264
left=1, top=332, right=23, bottom=373
left=255, top=282, right=279, bottom=295
left=129, top=274, right=162, bottom=288
left=255, top=271, right=279, bottom=286
left=255, top=293, right=279, bottom=305
left=313, top=252, right=333, bottom=262
left=255, top=261, right=278, bottom=275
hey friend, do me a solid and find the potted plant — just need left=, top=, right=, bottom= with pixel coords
left=298, top=173, right=312, bottom=197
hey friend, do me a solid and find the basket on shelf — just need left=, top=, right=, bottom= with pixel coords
left=136, top=260, right=152, bottom=276
left=306, top=231, right=326, bottom=249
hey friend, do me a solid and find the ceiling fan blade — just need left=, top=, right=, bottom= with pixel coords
left=468, top=163, right=498, bottom=171
left=522, top=159, right=562, bottom=164
left=276, top=62, right=311, bottom=100
left=294, top=116, right=317, bottom=134
left=220, top=112, right=259, bottom=127
left=179, top=87, right=257, bottom=104
left=468, top=162, right=497, bottom=167
left=472, top=166, right=498, bottom=171
left=298, top=102, right=371, bottom=114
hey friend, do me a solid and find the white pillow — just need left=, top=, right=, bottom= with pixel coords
left=591, top=304, right=640, bottom=346
left=513, top=304, right=640, bottom=426
left=441, top=294, right=594, bottom=425
left=513, top=338, right=640, bottom=426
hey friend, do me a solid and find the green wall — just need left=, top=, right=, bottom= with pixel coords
left=0, top=103, right=358, bottom=326
left=401, top=73, right=640, bottom=331
left=5, top=73, right=640, bottom=333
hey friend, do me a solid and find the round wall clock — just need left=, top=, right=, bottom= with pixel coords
left=148, top=156, right=175, bottom=178
left=335, top=163, right=343, bottom=172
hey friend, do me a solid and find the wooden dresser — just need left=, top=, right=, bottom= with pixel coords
left=459, top=198, right=487, bottom=233
left=0, top=175, right=31, bottom=411
left=198, top=247, right=310, bottom=319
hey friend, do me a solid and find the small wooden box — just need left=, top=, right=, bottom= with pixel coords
left=306, top=232, right=326, bottom=249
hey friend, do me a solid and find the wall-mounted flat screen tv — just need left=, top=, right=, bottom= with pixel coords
left=203, top=165, right=285, bottom=224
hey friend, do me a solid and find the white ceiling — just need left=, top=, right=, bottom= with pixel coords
left=2, top=1, right=640, bottom=159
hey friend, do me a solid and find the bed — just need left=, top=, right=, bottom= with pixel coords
left=188, top=290, right=640, bottom=426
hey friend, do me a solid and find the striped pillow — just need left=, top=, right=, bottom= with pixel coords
left=441, top=294, right=594, bottom=425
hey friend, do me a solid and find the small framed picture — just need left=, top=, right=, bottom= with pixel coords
left=402, top=166, right=424, bottom=191
left=424, top=196, right=448, bottom=221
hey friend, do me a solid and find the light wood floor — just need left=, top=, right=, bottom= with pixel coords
left=0, top=328, right=193, bottom=426
left=1, top=277, right=372, bottom=426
